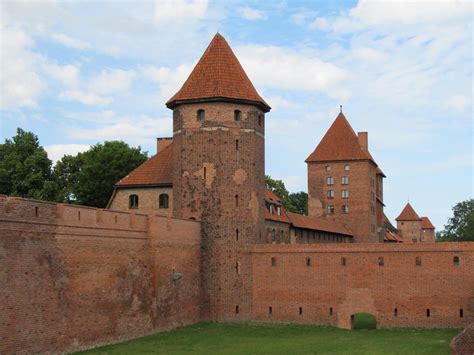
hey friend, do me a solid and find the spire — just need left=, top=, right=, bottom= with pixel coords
left=166, top=33, right=270, bottom=112
left=305, top=112, right=374, bottom=163
left=395, top=203, right=422, bottom=221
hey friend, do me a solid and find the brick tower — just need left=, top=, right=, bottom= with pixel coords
left=166, top=34, right=270, bottom=321
left=306, top=112, right=383, bottom=243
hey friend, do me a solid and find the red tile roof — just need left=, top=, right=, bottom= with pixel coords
left=116, top=143, right=173, bottom=187
left=384, top=229, right=403, bottom=242
left=305, top=113, right=374, bottom=163
left=264, top=189, right=291, bottom=223
left=286, top=212, right=353, bottom=236
left=166, top=33, right=270, bottom=112
left=376, top=167, right=386, bottom=177
left=395, top=203, right=421, bottom=221
left=421, top=216, right=435, bottom=229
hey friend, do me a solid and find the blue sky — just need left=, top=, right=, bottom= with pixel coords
left=1, top=0, right=472, bottom=229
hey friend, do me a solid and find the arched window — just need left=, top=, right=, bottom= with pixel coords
left=234, top=110, right=241, bottom=121
left=159, top=194, right=169, bottom=208
left=197, top=109, right=205, bottom=122
left=129, top=194, right=139, bottom=209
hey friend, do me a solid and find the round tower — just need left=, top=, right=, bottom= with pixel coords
left=166, top=34, right=270, bottom=321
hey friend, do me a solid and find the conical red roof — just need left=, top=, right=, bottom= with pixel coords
left=306, top=113, right=373, bottom=162
left=396, top=203, right=421, bottom=221
left=166, top=33, right=270, bottom=112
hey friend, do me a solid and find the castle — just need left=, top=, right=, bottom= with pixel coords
left=1, top=34, right=472, bottom=354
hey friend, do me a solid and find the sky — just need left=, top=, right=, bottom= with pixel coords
left=1, top=0, right=472, bottom=229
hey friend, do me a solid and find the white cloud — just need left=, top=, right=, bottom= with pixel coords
left=0, top=27, right=43, bottom=109
left=42, top=62, right=80, bottom=87
left=443, top=95, right=471, bottom=112
left=44, top=144, right=90, bottom=163
left=154, top=0, right=208, bottom=24
left=89, top=69, right=136, bottom=94
left=238, top=7, right=267, bottom=21
left=236, top=45, right=348, bottom=99
left=51, top=33, right=90, bottom=50
left=59, top=90, right=112, bottom=105
left=66, top=114, right=172, bottom=145
left=351, top=47, right=388, bottom=62
left=140, top=64, right=193, bottom=102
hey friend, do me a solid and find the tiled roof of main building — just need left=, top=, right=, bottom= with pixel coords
left=166, top=33, right=270, bottom=112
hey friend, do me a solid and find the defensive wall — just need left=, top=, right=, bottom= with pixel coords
left=0, top=195, right=201, bottom=354
left=245, top=243, right=474, bottom=329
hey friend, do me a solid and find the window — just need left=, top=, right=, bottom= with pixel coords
left=299, top=307, right=303, bottom=315
left=327, top=177, right=334, bottom=185
left=35, top=206, right=39, bottom=217
left=269, top=204, right=273, bottom=214
left=234, top=110, right=241, bottom=121
left=327, top=190, right=334, bottom=198
left=327, top=205, right=335, bottom=214
left=426, top=309, right=430, bottom=317
left=269, top=307, right=273, bottom=315
left=204, top=167, right=207, bottom=179
left=416, top=256, right=422, bottom=266
left=236, top=261, right=241, bottom=275
left=325, top=165, right=331, bottom=172
left=460, top=309, right=463, bottom=318
left=454, top=256, right=460, bottom=266
left=306, top=258, right=311, bottom=267
left=378, top=256, right=384, bottom=266
left=344, top=165, right=350, bottom=171
left=341, top=176, right=349, bottom=185
left=271, top=257, right=276, bottom=266
left=235, top=194, right=239, bottom=207
left=236, top=305, right=239, bottom=314
left=276, top=206, right=281, bottom=215
left=258, top=114, right=263, bottom=126
left=272, top=229, right=276, bottom=242
left=341, top=190, right=349, bottom=198
left=329, top=307, right=333, bottom=316
left=394, top=308, right=398, bottom=317
left=341, top=257, right=346, bottom=266
left=236, top=139, right=239, bottom=151
left=236, top=229, right=239, bottom=241
left=129, top=194, right=139, bottom=209
left=342, top=205, right=349, bottom=214
left=159, top=194, right=169, bottom=208
left=197, top=109, right=205, bottom=121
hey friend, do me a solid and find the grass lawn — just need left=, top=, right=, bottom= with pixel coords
left=78, top=322, right=460, bottom=355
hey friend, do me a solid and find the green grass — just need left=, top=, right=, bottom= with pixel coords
left=352, top=313, right=377, bottom=330
left=78, top=322, right=460, bottom=355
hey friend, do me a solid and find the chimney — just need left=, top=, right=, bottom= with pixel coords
left=156, top=137, right=173, bottom=154
left=358, top=132, right=368, bottom=152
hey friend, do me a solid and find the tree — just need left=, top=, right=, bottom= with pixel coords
left=53, top=153, right=84, bottom=203
left=265, top=175, right=308, bottom=215
left=73, top=141, right=147, bottom=208
left=437, top=199, right=474, bottom=242
left=0, top=128, right=57, bottom=201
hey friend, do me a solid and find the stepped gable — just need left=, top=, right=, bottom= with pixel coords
left=396, top=203, right=422, bottom=221
left=166, top=33, right=270, bottom=112
left=116, top=143, right=173, bottom=187
left=306, top=113, right=374, bottom=163
left=421, top=216, right=435, bottom=229
left=286, top=212, right=353, bottom=236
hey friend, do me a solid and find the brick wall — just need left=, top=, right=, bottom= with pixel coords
left=0, top=195, right=201, bottom=354
left=398, top=219, right=422, bottom=242
left=308, top=160, right=379, bottom=243
left=245, top=243, right=474, bottom=329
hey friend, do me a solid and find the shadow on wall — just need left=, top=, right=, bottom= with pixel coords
left=351, top=313, right=377, bottom=330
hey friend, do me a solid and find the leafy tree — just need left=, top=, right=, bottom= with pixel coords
left=73, top=141, right=147, bottom=208
left=0, top=128, right=57, bottom=200
left=53, top=153, right=84, bottom=203
left=437, top=199, right=474, bottom=242
left=265, top=175, right=308, bottom=215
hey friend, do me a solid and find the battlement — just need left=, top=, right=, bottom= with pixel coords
left=0, top=195, right=148, bottom=231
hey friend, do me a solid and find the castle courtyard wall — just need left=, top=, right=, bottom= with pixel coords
left=0, top=195, right=201, bottom=354
left=246, top=243, right=474, bottom=329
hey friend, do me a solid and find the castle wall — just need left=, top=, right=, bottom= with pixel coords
left=109, top=186, right=173, bottom=216
left=398, top=219, right=422, bottom=242
left=246, top=243, right=474, bottom=329
left=264, top=220, right=290, bottom=244
left=0, top=195, right=201, bottom=354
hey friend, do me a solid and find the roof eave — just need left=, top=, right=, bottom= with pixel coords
left=166, top=96, right=271, bottom=113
